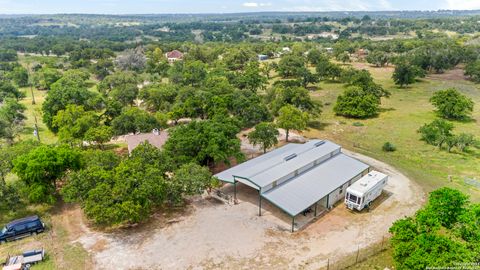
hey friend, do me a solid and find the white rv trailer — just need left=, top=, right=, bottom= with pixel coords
left=345, top=170, right=388, bottom=211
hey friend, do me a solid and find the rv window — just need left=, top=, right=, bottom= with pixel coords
left=348, top=193, right=358, bottom=203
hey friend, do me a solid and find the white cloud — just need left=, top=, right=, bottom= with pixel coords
left=243, top=2, right=258, bottom=7
left=242, top=2, right=272, bottom=8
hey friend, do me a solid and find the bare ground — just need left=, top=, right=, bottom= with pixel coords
left=427, top=68, right=468, bottom=81
left=68, top=148, right=425, bottom=270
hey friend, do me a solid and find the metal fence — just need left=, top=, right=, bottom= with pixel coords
left=318, top=235, right=391, bottom=270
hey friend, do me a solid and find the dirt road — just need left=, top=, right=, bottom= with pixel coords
left=70, top=148, right=425, bottom=270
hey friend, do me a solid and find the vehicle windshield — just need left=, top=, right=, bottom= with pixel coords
left=348, top=193, right=360, bottom=204
left=1, top=227, right=6, bottom=234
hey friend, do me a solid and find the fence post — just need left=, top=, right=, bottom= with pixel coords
left=327, top=258, right=329, bottom=270
left=381, top=236, right=384, bottom=250
left=355, top=245, right=360, bottom=263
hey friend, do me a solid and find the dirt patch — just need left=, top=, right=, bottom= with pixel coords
left=74, top=148, right=425, bottom=270
left=78, top=198, right=275, bottom=270
left=49, top=203, right=94, bottom=269
left=428, top=68, right=468, bottom=81
left=90, top=239, right=108, bottom=252
left=350, top=62, right=395, bottom=72
left=238, top=128, right=306, bottom=157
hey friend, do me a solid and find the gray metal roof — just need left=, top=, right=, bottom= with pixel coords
left=214, top=142, right=307, bottom=184
left=262, top=153, right=369, bottom=216
left=250, top=141, right=340, bottom=188
left=214, top=139, right=336, bottom=187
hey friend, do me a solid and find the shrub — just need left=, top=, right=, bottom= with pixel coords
left=352, top=122, right=364, bottom=127
left=382, top=142, right=397, bottom=152
left=430, top=88, right=474, bottom=120
left=0, top=181, right=20, bottom=211
left=418, top=119, right=454, bottom=148
left=334, top=86, right=380, bottom=118
left=465, top=60, right=480, bottom=83
left=418, top=119, right=477, bottom=152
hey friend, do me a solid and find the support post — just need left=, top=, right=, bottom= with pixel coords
left=258, top=190, right=262, bottom=216
left=314, top=202, right=318, bottom=217
left=326, top=194, right=330, bottom=209
left=233, top=181, right=237, bottom=204
left=291, top=216, right=295, bottom=232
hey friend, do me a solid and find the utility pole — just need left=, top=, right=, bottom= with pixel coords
left=30, top=83, right=36, bottom=105
left=33, top=113, right=40, bottom=143
left=27, top=63, right=36, bottom=105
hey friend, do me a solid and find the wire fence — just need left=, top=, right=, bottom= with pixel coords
left=318, top=234, right=391, bottom=270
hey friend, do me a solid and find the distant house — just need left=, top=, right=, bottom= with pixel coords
left=273, top=47, right=291, bottom=58
left=165, top=50, right=184, bottom=62
left=125, top=129, right=169, bottom=154
left=307, top=33, right=339, bottom=40
left=258, top=54, right=268, bottom=61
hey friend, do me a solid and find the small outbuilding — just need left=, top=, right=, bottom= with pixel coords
left=165, top=50, right=184, bottom=62
left=214, top=139, right=370, bottom=232
left=257, top=54, right=268, bottom=61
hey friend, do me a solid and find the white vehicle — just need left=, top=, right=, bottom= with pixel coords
left=345, top=170, right=388, bottom=211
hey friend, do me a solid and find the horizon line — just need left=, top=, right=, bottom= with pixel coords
left=1, top=9, right=480, bottom=16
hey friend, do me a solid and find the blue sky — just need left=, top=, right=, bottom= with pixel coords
left=0, top=0, right=479, bottom=14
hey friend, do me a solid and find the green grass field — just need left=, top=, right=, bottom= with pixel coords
left=306, top=64, right=480, bottom=268
left=18, top=86, right=57, bottom=144
left=306, top=64, right=480, bottom=201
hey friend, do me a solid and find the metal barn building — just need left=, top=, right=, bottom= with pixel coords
left=214, top=139, right=370, bottom=232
